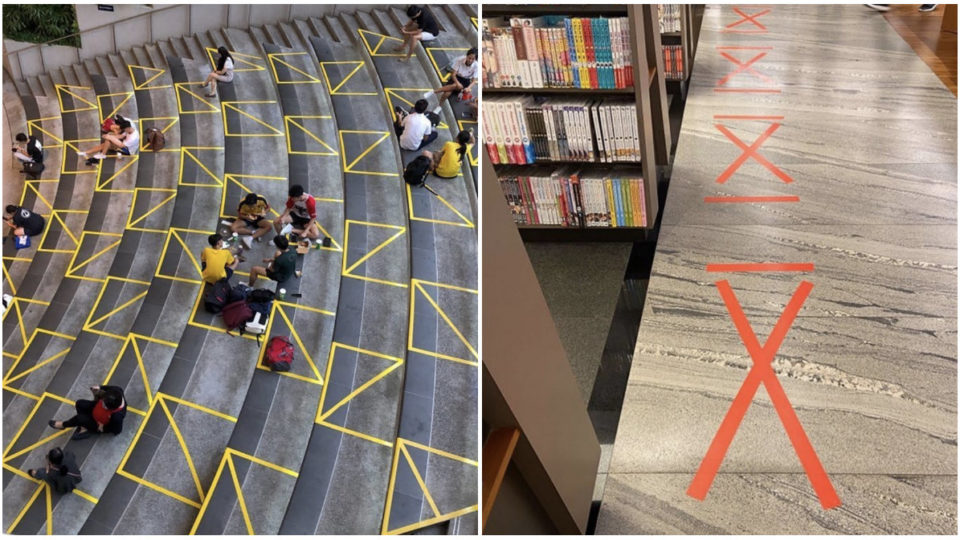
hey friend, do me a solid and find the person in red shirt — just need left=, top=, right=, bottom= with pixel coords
left=274, top=184, right=321, bottom=240
left=48, top=385, right=127, bottom=440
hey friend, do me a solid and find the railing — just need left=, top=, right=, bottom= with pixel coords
left=3, top=3, right=346, bottom=81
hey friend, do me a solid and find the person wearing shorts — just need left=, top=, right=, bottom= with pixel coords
left=230, top=192, right=273, bottom=244
left=248, top=235, right=297, bottom=286
left=202, top=47, right=235, bottom=98
left=395, top=5, right=441, bottom=62
left=4, top=204, right=45, bottom=238
left=434, top=48, right=479, bottom=106
left=274, top=184, right=321, bottom=240
left=78, top=116, right=138, bottom=165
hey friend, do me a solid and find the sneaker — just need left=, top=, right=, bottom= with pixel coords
left=919, top=4, right=937, bottom=11
left=77, top=151, right=87, bottom=158
left=2, top=293, right=13, bottom=309
left=865, top=4, right=890, bottom=11
left=93, top=153, right=106, bottom=159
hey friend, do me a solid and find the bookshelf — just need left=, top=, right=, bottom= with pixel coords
left=482, top=4, right=671, bottom=238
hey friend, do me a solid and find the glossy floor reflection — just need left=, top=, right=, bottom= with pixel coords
left=596, top=4, right=957, bottom=535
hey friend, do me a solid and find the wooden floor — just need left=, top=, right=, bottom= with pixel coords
left=883, top=4, right=957, bottom=95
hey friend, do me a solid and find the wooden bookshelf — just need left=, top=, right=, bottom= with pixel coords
left=482, top=4, right=671, bottom=237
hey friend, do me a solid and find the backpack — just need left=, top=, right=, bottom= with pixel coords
left=222, top=300, right=253, bottom=332
left=21, top=160, right=44, bottom=180
left=247, top=288, right=275, bottom=304
left=264, top=336, right=293, bottom=372
left=229, top=283, right=250, bottom=303
left=204, top=278, right=231, bottom=313
left=145, top=128, right=166, bottom=152
left=404, top=156, right=431, bottom=187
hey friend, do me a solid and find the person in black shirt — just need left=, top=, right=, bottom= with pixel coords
left=4, top=204, right=46, bottom=238
left=394, top=5, right=441, bottom=62
left=11, top=133, right=42, bottom=165
left=28, top=447, right=82, bottom=494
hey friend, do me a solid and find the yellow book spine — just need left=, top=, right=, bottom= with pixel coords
left=605, top=178, right=617, bottom=227
left=574, top=19, right=589, bottom=88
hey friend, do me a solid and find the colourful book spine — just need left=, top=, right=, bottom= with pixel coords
left=638, top=177, right=646, bottom=227
left=564, top=20, right=579, bottom=88
left=605, top=178, right=616, bottom=227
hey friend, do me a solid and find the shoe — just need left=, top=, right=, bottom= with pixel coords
left=422, top=90, right=434, bottom=100
left=919, top=4, right=937, bottom=11
left=71, top=429, right=91, bottom=440
left=865, top=4, right=890, bottom=11
left=85, top=158, right=99, bottom=166
left=205, top=93, right=217, bottom=98
left=2, top=293, right=12, bottom=309
left=93, top=153, right=106, bottom=159
left=77, top=151, right=87, bottom=158
left=48, top=420, right=64, bottom=430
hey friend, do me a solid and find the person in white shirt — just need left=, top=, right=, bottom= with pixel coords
left=77, top=115, right=138, bottom=165
left=433, top=47, right=479, bottom=106
left=393, top=99, right=439, bottom=151
left=202, top=47, right=235, bottom=98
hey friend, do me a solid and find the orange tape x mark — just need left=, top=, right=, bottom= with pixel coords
left=686, top=278, right=841, bottom=510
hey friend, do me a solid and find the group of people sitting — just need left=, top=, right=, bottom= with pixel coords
left=28, top=385, right=128, bottom=493
left=77, top=114, right=139, bottom=166
left=202, top=184, right=319, bottom=289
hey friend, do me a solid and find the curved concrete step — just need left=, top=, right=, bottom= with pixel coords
left=78, top=53, right=229, bottom=536
left=278, top=28, right=409, bottom=536
left=191, top=38, right=343, bottom=534
left=2, top=73, right=141, bottom=534
left=353, top=10, right=480, bottom=535
left=1, top=94, right=67, bottom=365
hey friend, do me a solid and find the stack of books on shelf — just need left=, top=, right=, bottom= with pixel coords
left=481, top=15, right=634, bottom=89
left=498, top=167, right=647, bottom=228
left=663, top=45, right=685, bottom=80
left=483, top=96, right=642, bottom=164
left=659, top=4, right=682, bottom=33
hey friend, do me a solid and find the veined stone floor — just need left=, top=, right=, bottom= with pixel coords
left=596, top=4, right=957, bottom=534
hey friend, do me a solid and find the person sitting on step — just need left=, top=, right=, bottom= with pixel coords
left=4, top=204, right=46, bottom=240
left=28, top=447, right=82, bottom=494
left=11, top=132, right=43, bottom=167
left=248, top=235, right=297, bottom=287
left=48, top=385, right=127, bottom=440
left=433, top=48, right=479, bottom=106
left=275, top=184, right=321, bottom=240
left=423, top=129, right=474, bottom=179
left=394, top=99, right=439, bottom=151
left=230, top=193, right=273, bottom=248
left=394, top=5, right=441, bottom=62
left=202, top=46, right=234, bottom=98
left=201, top=233, right=241, bottom=282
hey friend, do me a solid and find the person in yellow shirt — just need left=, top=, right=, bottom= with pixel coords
left=201, top=233, right=239, bottom=284
left=428, top=130, right=474, bottom=179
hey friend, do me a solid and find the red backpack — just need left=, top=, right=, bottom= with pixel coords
left=222, top=300, right=253, bottom=333
left=264, top=336, right=293, bottom=372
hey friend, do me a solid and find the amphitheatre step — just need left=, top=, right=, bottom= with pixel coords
left=77, top=53, right=232, bottom=535
left=191, top=38, right=343, bottom=534
left=352, top=9, right=479, bottom=535
left=3, top=74, right=141, bottom=534
left=1, top=95, right=66, bottom=359
left=277, top=30, right=409, bottom=535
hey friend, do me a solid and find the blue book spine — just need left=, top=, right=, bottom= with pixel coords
left=602, top=19, right=612, bottom=88
left=564, top=19, right=580, bottom=88
left=613, top=178, right=623, bottom=227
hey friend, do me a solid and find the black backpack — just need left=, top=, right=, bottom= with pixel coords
left=204, top=278, right=231, bottom=313
left=229, top=283, right=250, bottom=303
left=404, top=156, right=431, bottom=187
left=247, top=288, right=275, bottom=304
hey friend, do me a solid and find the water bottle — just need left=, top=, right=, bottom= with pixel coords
left=278, top=288, right=286, bottom=300
left=230, top=232, right=239, bottom=247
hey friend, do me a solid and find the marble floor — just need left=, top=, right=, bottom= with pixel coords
left=596, top=5, right=957, bottom=535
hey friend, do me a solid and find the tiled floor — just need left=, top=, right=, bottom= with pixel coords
left=596, top=5, right=957, bottom=534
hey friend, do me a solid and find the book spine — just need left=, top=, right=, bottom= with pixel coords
left=639, top=177, right=646, bottom=227
left=482, top=98, right=500, bottom=164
